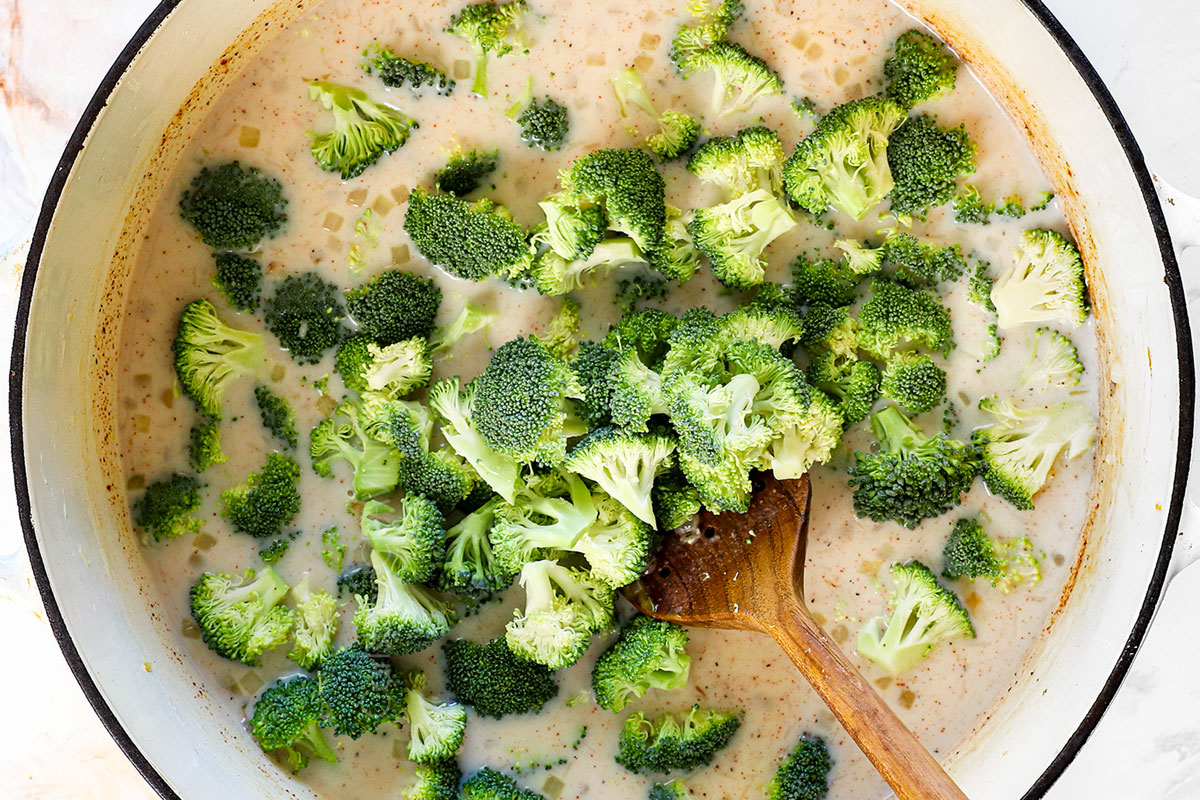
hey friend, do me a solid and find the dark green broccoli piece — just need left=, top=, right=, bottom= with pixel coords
left=428, top=377, right=522, bottom=502
left=883, top=29, right=958, bottom=109
left=307, top=80, right=418, bottom=179
left=967, top=260, right=996, bottom=311
left=592, top=615, right=691, bottom=712
left=437, top=497, right=511, bottom=599
left=560, top=148, right=667, bottom=254
left=220, top=452, right=302, bottom=538
left=337, top=564, right=378, bottom=601
left=254, top=385, right=298, bottom=448
left=259, top=536, right=292, bottom=564
left=791, top=253, right=859, bottom=307
left=362, top=44, right=455, bottom=94
left=402, top=670, right=467, bottom=763
left=505, top=558, right=614, bottom=668
left=212, top=252, right=263, bottom=311
left=616, top=706, right=743, bottom=774
left=879, top=230, right=966, bottom=287
left=605, top=306, right=678, bottom=368
left=435, top=149, right=500, bottom=196
left=857, top=561, right=974, bottom=675
left=615, top=273, right=670, bottom=315
left=461, top=767, right=546, bottom=800
left=309, top=396, right=402, bottom=500
left=991, top=229, right=1088, bottom=329
left=190, top=567, right=294, bottom=664
left=857, top=279, right=953, bottom=359
left=263, top=273, right=346, bottom=363
left=334, top=333, right=374, bottom=393
left=173, top=299, right=265, bottom=419
left=650, top=781, right=692, bottom=800
left=249, top=676, right=337, bottom=773
left=370, top=400, right=478, bottom=511
left=799, top=304, right=859, bottom=361
left=536, top=191, right=608, bottom=261
left=880, top=352, right=946, bottom=414
left=611, top=67, right=701, bottom=160
left=564, top=427, right=675, bottom=526
left=404, top=760, right=463, bottom=800
left=289, top=576, right=339, bottom=669
left=443, top=636, right=559, bottom=718
left=404, top=189, right=530, bottom=282
left=689, top=188, right=797, bottom=290
left=995, top=194, right=1026, bottom=218
left=941, top=517, right=1043, bottom=594
left=445, top=0, right=529, bottom=96
left=345, top=269, right=441, bottom=344
left=189, top=418, right=228, bottom=472
left=676, top=41, right=784, bottom=116
left=767, top=734, right=831, bottom=800
left=316, top=645, right=403, bottom=738
left=847, top=405, right=977, bottom=528
left=783, top=97, right=906, bottom=220
left=571, top=341, right=619, bottom=429
left=887, top=115, right=976, bottom=220
left=686, top=125, right=785, bottom=199
left=651, top=470, right=702, bottom=531
left=178, top=162, right=287, bottom=251
left=517, top=97, right=569, bottom=151
left=353, top=547, right=457, bottom=655
left=953, top=184, right=993, bottom=224
left=806, top=351, right=880, bottom=428
left=361, top=495, right=447, bottom=584
left=133, top=473, right=203, bottom=542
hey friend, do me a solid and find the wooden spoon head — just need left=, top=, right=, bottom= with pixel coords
left=625, top=472, right=811, bottom=632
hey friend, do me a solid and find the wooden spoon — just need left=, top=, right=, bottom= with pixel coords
left=625, top=472, right=969, bottom=800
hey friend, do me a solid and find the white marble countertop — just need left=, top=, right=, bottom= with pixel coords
left=1, top=1, right=1198, bottom=797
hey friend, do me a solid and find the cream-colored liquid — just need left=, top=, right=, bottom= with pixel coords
left=116, top=0, right=1097, bottom=797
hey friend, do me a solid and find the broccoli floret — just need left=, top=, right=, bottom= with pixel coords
left=887, top=114, right=976, bottom=220
left=668, top=0, right=742, bottom=71
left=652, top=471, right=702, bottom=531
left=799, top=305, right=859, bottom=361
left=373, top=401, right=479, bottom=512
left=133, top=473, right=203, bottom=542
left=857, top=279, right=953, bottom=359
left=611, top=68, right=702, bottom=160
left=361, top=495, right=446, bottom=584
left=354, top=548, right=457, bottom=655
left=506, top=558, right=615, bottom=668
left=791, top=253, right=859, bottom=307
left=677, top=41, right=784, bottom=116
left=783, top=97, right=907, bottom=220
left=355, top=338, right=433, bottom=397
left=1021, top=327, right=1082, bottom=388
left=446, top=0, right=528, bottom=96
left=712, top=302, right=804, bottom=351
left=189, top=418, right=228, bottom=472
left=309, top=396, right=402, bottom=500
left=954, top=184, right=993, bottom=224
left=573, top=492, right=656, bottom=588
left=402, top=670, right=467, bottom=763
left=404, top=189, right=531, bottom=282
left=404, top=760, right=463, bottom=800
left=363, top=44, right=455, bottom=95
left=857, top=561, right=974, bottom=675
left=650, top=781, right=692, bottom=800
left=768, top=734, right=831, bottom=800
left=689, top=188, right=797, bottom=290
left=259, top=535, right=293, bottom=564
left=178, top=162, right=287, bottom=251
left=263, top=273, right=346, bottom=363
left=316, top=645, right=403, bottom=738
left=992, top=229, right=1089, bottom=329
left=835, top=238, right=883, bottom=276
left=807, top=351, right=880, bottom=428
left=592, top=615, right=691, bottom=712
left=879, top=230, right=967, bottom=288
left=687, top=126, right=785, bottom=199
left=754, top=381, right=844, bottom=482
left=190, top=567, right=294, bottom=664
left=570, top=341, right=619, bottom=429
left=529, top=237, right=647, bottom=298
left=249, top=676, right=337, bottom=773
left=220, top=452, right=302, bottom=538
left=489, top=472, right=599, bottom=575
left=536, top=191, right=608, bottom=261
left=538, top=297, right=583, bottom=360
left=973, top=396, right=1095, bottom=509
left=431, top=302, right=497, bottom=356
left=606, top=308, right=679, bottom=368
left=605, top=348, right=668, bottom=432
left=334, top=334, right=374, bottom=393
left=435, top=149, right=500, bottom=196
left=254, top=385, right=298, bottom=449
left=995, top=194, right=1026, bottom=218
left=847, top=405, right=977, bottom=528
left=880, top=351, right=946, bottom=414
left=307, top=81, right=417, bottom=179
left=560, top=149, right=668, bottom=254
left=616, top=706, right=742, bottom=774
left=883, top=29, right=958, bottom=109
left=942, top=517, right=1042, bottom=593
left=565, top=427, right=675, bottom=526
left=437, top=498, right=511, bottom=599
left=322, top=525, right=345, bottom=571
left=344, top=269, right=441, bottom=345
left=472, top=337, right=583, bottom=464
left=516, top=97, right=569, bottom=151
left=461, top=767, right=547, bottom=800
left=289, top=576, right=339, bottom=670
left=211, top=252, right=263, bottom=312
left=651, top=205, right=702, bottom=283
left=443, top=636, right=559, bottom=718
left=429, top=377, right=521, bottom=502
left=967, top=260, right=996, bottom=311
left=337, top=564, right=378, bottom=601
left=173, top=299, right=265, bottom=419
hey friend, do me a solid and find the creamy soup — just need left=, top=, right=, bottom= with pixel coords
left=116, top=0, right=1097, bottom=797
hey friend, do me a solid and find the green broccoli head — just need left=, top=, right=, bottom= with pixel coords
left=572, top=492, right=656, bottom=588
left=887, top=114, right=976, bottom=220
left=847, top=405, right=978, bottom=528
left=354, top=338, right=433, bottom=397
left=307, top=80, right=418, bottom=179
left=610, top=67, right=702, bottom=162
left=651, top=470, right=702, bottom=531
left=249, top=676, right=337, bottom=773
left=488, top=472, right=599, bottom=574
left=1020, top=327, right=1083, bottom=389
left=570, top=341, right=619, bottom=430
left=211, top=252, right=263, bottom=311
left=445, top=0, right=529, bottom=96
left=592, top=615, right=691, bottom=712
left=288, top=576, right=339, bottom=670
left=404, top=760, right=463, bottom=800
left=606, top=348, right=668, bottom=433
left=443, top=636, right=559, bottom=718
left=428, top=377, right=521, bottom=502
left=189, top=418, right=228, bottom=472
left=807, top=351, right=880, bottom=428
left=528, top=237, right=645, bottom=297
left=354, top=547, right=458, bottom=655
left=178, top=162, right=287, bottom=251
left=173, top=299, right=265, bottom=419
left=835, top=238, right=884, bottom=277
left=767, top=734, right=831, bottom=800
left=538, top=297, right=583, bottom=360
left=309, top=396, right=402, bottom=500
left=678, top=41, right=784, bottom=117
left=605, top=308, right=680, bottom=367
left=880, top=351, right=947, bottom=414
left=263, top=273, right=346, bottom=364
left=370, top=400, right=479, bottom=511
left=560, top=148, right=668, bottom=253
left=689, top=188, right=797, bottom=290
left=991, top=229, right=1088, bottom=329
left=687, top=126, right=785, bottom=199
left=799, top=304, right=859, bottom=362
left=712, top=302, right=804, bottom=352
left=254, top=385, right=298, bottom=449
left=941, top=517, right=1003, bottom=580
left=316, top=645, right=403, bottom=738
left=878, top=230, right=967, bottom=288
left=363, top=44, right=455, bottom=95
left=518, top=97, right=570, bottom=151
left=506, top=558, right=615, bottom=669
left=461, top=767, right=547, bottom=800
left=791, top=253, right=860, bottom=308
left=651, top=205, right=702, bottom=283
left=616, top=705, right=743, bottom=774
left=220, top=452, right=302, bottom=538
left=856, top=279, right=953, bottom=359
left=565, top=427, right=675, bottom=527
left=954, top=184, right=993, bottom=225
left=405, top=189, right=531, bottom=281
left=334, top=333, right=374, bottom=393
left=537, top=191, right=608, bottom=260
left=435, top=148, right=500, bottom=196
left=856, top=561, right=974, bottom=676
left=133, top=473, right=203, bottom=542
left=343, top=268, right=442, bottom=345
left=190, top=567, right=294, bottom=664
left=361, top=495, right=447, bottom=584
left=437, top=497, right=512, bottom=599
left=650, top=781, right=693, bottom=800
left=403, top=670, right=467, bottom=764
left=783, top=97, right=907, bottom=219
left=884, top=29, right=959, bottom=109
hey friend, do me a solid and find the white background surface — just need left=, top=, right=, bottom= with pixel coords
left=1, top=0, right=1198, bottom=797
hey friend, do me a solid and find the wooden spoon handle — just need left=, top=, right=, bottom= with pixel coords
left=768, top=598, right=970, bottom=800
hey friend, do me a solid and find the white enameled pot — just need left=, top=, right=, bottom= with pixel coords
left=10, top=1, right=1195, bottom=798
